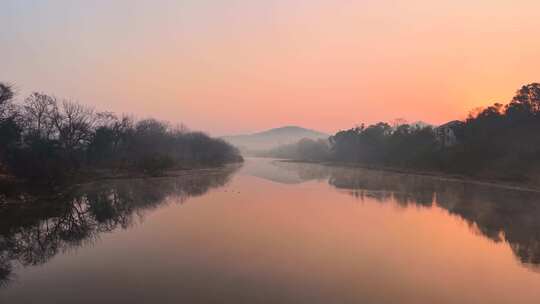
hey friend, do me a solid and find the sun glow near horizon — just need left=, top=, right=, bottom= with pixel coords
left=1, top=0, right=539, bottom=135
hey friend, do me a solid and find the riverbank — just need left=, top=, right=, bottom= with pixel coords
left=279, top=159, right=540, bottom=193
left=0, top=163, right=242, bottom=207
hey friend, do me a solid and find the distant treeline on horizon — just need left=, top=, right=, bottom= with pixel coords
left=261, top=83, right=540, bottom=184
left=0, top=82, right=242, bottom=183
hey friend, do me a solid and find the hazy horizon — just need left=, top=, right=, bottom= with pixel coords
left=2, top=0, right=540, bottom=135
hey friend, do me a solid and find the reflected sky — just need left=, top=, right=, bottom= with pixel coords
left=2, top=158, right=540, bottom=303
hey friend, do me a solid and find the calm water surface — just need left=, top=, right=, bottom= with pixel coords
left=2, top=158, right=540, bottom=303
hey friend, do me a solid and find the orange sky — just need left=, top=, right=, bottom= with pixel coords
left=2, top=0, right=539, bottom=135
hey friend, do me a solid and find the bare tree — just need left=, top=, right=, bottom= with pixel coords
left=52, top=100, right=97, bottom=150
left=22, top=93, right=58, bottom=139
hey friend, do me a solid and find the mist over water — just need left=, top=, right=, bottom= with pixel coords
left=2, top=158, right=540, bottom=303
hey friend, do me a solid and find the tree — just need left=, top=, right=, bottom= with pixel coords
left=52, top=100, right=96, bottom=151
left=22, top=92, right=58, bottom=139
left=506, top=83, right=540, bottom=120
left=0, top=83, right=21, bottom=169
left=0, top=83, right=18, bottom=126
left=1, top=82, right=242, bottom=182
left=0, top=83, right=14, bottom=107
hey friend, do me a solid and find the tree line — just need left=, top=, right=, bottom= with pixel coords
left=265, top=83, right=540, bottom=184
left=0, top=83, right=242, bottom=182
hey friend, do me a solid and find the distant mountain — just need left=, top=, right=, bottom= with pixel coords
left=222, top=126, right=329, bottom=153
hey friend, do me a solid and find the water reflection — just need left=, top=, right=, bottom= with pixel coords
left=256, top=159, right=540, bottom=270
left=0, top=166, right=239, bottom=287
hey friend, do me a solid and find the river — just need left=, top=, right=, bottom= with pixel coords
left=1, top=158, right=540, bottom=303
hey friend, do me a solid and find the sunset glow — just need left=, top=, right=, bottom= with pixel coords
left=2, top=0, right=539, bottom=135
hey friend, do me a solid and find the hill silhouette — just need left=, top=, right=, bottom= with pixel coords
left=222, top=126, right=328, bottom=153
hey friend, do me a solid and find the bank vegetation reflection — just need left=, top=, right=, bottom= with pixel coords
left=0, top=166, right=239, bottom=287
left=273, top=161, right=540, bottom=270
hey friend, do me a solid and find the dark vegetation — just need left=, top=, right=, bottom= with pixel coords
left=266, top=83, right=540, bottom=185
left=0, top=83, right=242, bottom=183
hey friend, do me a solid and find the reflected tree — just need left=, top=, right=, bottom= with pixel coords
left=273, top=160, right=540, bottom=270
left=0, top=165, right=238, bottom=287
